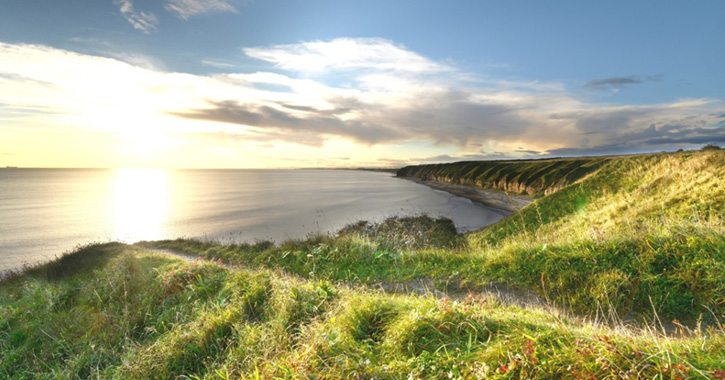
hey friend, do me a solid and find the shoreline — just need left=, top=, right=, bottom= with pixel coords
left=398, top=176, right=534, bottom=214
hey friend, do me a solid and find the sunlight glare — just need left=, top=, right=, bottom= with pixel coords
left=112, top=168, right=168, bottom=242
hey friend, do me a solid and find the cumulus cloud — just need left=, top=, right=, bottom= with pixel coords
left=171, top=100, right=405, bottom=145
left=165, top=0, right=238, bottom=20
left=173, top=88, right=540, bottom=147
left=1, top=39, right=724, bottom=168
left=114, top=0, right=159, bottom=34
left=243, top=38, right=452, bottom=74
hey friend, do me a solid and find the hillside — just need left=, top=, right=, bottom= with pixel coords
left=1, top=149, right=724, bottom=378
left=143, top=150, right=725, bottom=323
left=397, top=156, right=614, bottom=196
left=2, top=244, right=724, bottom=378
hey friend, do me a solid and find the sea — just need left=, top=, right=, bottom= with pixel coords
left=0, top=168, right=504, bottom=273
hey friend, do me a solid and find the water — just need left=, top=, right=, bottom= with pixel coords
left=0, top=168, right=504, bottom=272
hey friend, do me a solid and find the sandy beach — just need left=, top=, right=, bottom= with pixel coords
left=400, top=177, right=534, bottom=214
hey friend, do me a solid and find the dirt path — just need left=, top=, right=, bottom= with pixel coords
left=146, top=247, right=549, bottom=310
left=141, top=247, right=697, bottom=336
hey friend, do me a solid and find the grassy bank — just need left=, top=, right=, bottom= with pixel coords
left=139, top=151, right=725, bottom=324
left=2, top=244, right=724, bottom=378
left=2, top=149, right=724, bottom=377
left=397, top=156, right=614, bottom=196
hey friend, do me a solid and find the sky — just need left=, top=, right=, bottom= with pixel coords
left=1, top=0, right=724, bottom=168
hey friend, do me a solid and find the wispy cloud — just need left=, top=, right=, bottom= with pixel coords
left=68, top=36, right=166, bottom=70
left=114, top=0, right=159, bottom=34
left=165, top=0, right=238, bottom=20
left=243, top=38, right=452, bottom=74
left=585, top=74, right=663, bottom=90
left=201, top=59, right=238, bottom=69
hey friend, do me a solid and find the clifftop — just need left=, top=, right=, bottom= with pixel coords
left=398, top=156, right=613, bottom=197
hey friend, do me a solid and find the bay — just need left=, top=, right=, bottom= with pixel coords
left=0, top=168, right=503, bottom=273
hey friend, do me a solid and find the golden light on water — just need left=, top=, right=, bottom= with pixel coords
left=112, top=168, right=168, bottom=242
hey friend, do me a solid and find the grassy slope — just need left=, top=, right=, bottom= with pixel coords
left=2, top=149, right=724, bottom=378
left=141, top=150, right=725, bottom=323
left=2, top=244, right=724, bottom=379
left=467, top=150, right=725, bottom=321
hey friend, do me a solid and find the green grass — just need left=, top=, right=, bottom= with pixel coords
left=397, top=156, right=614, bottom=196
left=2, top=245, right=724, bottom=378
left=2, top=149, right=724, bottom=378
left=139, top=150, right=725, bottom=323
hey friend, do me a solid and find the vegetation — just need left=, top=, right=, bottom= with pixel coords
left=397, top=156, right=614, bottom=196
left=2, top=149, right=724, bottom=377
left=138, top=150, right=725, bottom=324
left=2, top=244, right=724, bottom=378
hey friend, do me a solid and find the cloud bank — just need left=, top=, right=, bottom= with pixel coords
left=1, top=39, right=723, bottom=168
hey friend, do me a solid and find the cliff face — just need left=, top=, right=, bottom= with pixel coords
left=397, top=158, right=612, bottom=197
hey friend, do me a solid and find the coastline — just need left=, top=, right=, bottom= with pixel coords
left=399, top=176, right=534, bottom=214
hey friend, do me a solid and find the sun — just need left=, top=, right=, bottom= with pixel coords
left=112, top=167, right=169, bottom=242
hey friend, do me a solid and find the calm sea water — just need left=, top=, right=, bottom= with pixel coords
left=0, top=168, right=503, bottom=272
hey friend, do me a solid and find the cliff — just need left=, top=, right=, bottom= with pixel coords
left=397, top=157, right=612, bottom=197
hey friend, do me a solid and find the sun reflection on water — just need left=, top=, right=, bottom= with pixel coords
left=112, top=168, right=168, bottom=242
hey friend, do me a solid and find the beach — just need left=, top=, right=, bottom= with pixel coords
left=400, top=177, right=534, bottom=214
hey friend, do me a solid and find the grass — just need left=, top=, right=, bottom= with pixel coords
left=397, top=156, right=614, bottom=196
left=1, top=149, right=724, bottom=377
left=141, top=150, right=724, bottom=323
left=2, top=245, right=724, bottom=378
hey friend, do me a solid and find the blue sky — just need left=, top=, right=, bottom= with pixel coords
left=1, top=0, right=724, bottom=167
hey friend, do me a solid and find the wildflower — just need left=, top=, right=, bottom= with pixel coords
left=525, top=340, right=537, bottom=364
left=465, top=293, right=475, bottom=304
left=499, top=364, right=508, bottom=374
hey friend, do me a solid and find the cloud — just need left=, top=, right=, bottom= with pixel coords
left=1, top=40, right=724, bottom=168
left=641, top=134, right=725, bottom=145
left=172, top=88, right=537, bottom=147
left=543, top=114, right=725, bottom=157
left=243, top=38, right=452, bottom=74
left=376, top=150, right=533, bottom=167
left=171, top=100, right=406, bottom=145
left=114, top=0, right=159, bottom=34
left=165, top=0, right=238, bottom=20
left=545, top=144, right=637, bottom=157
left=585, top=74, right=663, bottom=90
left=201, top=59, right=238, bottom=69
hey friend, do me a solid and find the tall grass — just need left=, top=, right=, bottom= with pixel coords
left=2, top=246, right=724, bottom=378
